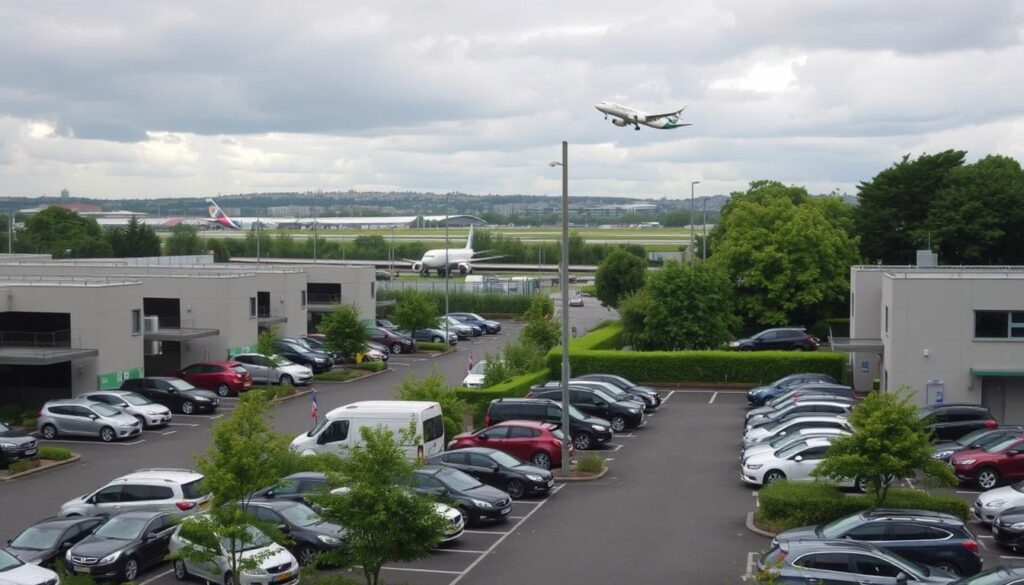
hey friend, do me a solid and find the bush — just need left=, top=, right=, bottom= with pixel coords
left=0, top=403, right=20, bottom=424
left=315, top=370, right=361, bottom=382
left=417, top=342, right=449, bottom=352
left=20, top=417, right=37, bottom=428
left=38, top=446, right=72, bottom=461
left=576, top=453, right=605, bottom=474
left=263, top=384, right=298, bottom=401
left=396, top=370, right=469, bottom=441
left=348, top=361, right=387, bottom=372
left=8, top=459, right=40, bottom=474
left=456, top=368, right=551, bottom=423
left=757, top=482, right=970, bottom=532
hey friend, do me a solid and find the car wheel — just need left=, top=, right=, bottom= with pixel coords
left=432, top=336, right=443, bottom=343
left=123, top=556, right=139, bottom=581
left=173, top=559, right=189, bottom=580
left=134, top=415, right=147, bottom=429
left=531, top=451, right=552, bottom=469
left=99, top=426, right=116, bottom=443
left=224, top=572, right=235, bottom=585
left=763, top=470, right=786, bottom=485
left=298, top=546, right=318, bottom=566
left=279, top=374, right=293, bottom=386
left=572, top=432, right=593, bottom=450
left=41, top=424, right=58, bottom=440
left=740, top=346, right=754, bottom=351
left=506, top=479, right=526, bottom=499
left=610, top=416, right=627, bottom=432
left=978, top=467, right=1001, bottom=490
left=216, top=384, right=231, bottom=397
left=933, top=561, right=961, bottom=576
left=391, top=343, right=403, bottom=354
left=181, top=401, right=195, bottom=414
left=854, top=477, right=869, bottom=493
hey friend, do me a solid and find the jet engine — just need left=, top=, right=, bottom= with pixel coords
left=411, top=261, right=424, bottom=273
left=612, top=118, right=628, bottom=127
left=458, top=263, right=472, bottom=274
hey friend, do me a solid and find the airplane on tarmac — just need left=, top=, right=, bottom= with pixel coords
left=406, top=225, right=503, bottom=277
left=205, top=199, right=278, bottom=230
left=594, top=101, right=692, bottom=131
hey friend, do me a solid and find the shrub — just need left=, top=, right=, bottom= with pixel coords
left=20, top=417, right=37, bottom=428
left=8, top=459, right=40, bottom=474
left=396, top=370, right=469, bottom=440
left=0, top=403, right=20, bottom=424
left=417, top=342, right=449, bottom=352
left=263, top=384, right=297, bottom=401
left=315, top=370, right=361, bottom=382
left=38, top=446, right=72, bottom=461
left=576, top=453, right=605, bottom=475
left=456, top=368, right=551, bottom=423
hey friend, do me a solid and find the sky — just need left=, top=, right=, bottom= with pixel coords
left=0, top=0, right=1022, bottom=200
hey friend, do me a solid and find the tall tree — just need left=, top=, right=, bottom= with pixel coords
left=17, top=206, right=112, bottom=258
left=594, top=247, right=647, bottom=309
left=206, top=238, right=231, bottom=262
left=166, top=224, right=204, bottom=256
left=108, top=216, right=162, bottom=257
left=636, top=260, right=740, bottom=350
left=318, top=304, right=370, bottom=361
left=390, top=290, right=440, bottom=340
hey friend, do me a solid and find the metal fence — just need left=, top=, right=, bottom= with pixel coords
left=0, top=329, right=79, bottom=348
left=377, top=279, right=541, bottom=296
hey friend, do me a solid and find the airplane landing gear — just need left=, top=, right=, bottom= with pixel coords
left=634, top=125, right=641, bottom=131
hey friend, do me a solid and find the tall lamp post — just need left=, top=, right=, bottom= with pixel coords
left=702, top=198, right=707, bottom=261
left=444, top=192, right=450, bottom=340
left=690, top=181, right=700, bottom=263
left=549, top=141, right=571, bottom=477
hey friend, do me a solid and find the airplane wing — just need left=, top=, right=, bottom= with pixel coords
left=646, top=106, right=686, bottom=121
left=471, top=255, right=505, bottom=262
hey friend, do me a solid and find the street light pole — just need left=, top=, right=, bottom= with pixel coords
left=690, top=181, right=700, bottom=263
left=550, top=141, right=571, bottom=477
left=444, top=193, right=450, bottom=341
left=702, top=198, right=707, bottom=261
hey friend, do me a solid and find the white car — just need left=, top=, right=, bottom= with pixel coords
left=974, top=483, right=1024, bottom=524
left=742, top=415, right=852, bottom=448
left=462, top=361, right=488, bottom=389
left=79, top=390, right=173, bottom=428
left=170, top=520, right=299, bottom=585
left=330, top=486, right=464, bottom=542
left=745, top=401, right=853, bottom=430
left=741, top=436, right=857, bottom=488
left=0, top=548, right=59, bottom=585
left=740, top=428, right=851, bottom=461
left=231, top=353, right=313, bottom=386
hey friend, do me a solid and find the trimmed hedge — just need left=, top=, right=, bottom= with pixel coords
left=417, top=342, right=449, bottom=352
left=349, top=361, right=387, bottom=372
left=315, top=370, right=361, bottom=382
left=455, top=368, right=551, bottom=423
left=570, top=322, right=623, bottom=351
left=38, top=446, right=72, bottom=461
left=758, top=481, right=969, bottom=531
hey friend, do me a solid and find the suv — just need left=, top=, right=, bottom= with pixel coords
left=758, top=539, right=958, bottom=584
left=59, top=468, right=211, bottom=517
left=729, top=328, right=819, bottom=351
left=249, top=472, right=331, bottom=505
left=528, top=386, right=644, bottom=432
left=275, top=339, right=334, bottom=373
left=919, top=404, right=998, bottom=441
left=933, top=427, right=1024, bottom=463
left=120, top=377, right=219, bottom=415
left=746, top=373, right=840, bottom=406
left=176, top=361, right=253, bottom=397
left=446, top=420, right=570, bottom=469
left=952, top=435, right=1024, bottom=490
left=38, top=399, right=141, bottom=442
left=773, top=509, right=982, bottom=577
left=484, top=398, right=612, bottom=450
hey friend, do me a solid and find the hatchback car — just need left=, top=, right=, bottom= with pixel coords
left=951, top=435, right=1024, bottom=490
left=758, top=539, right=958, bottom=585
left=0, top=548, right=60, bottom=585
left=38, top=399, right=141, bottom=442
left=5, top=516, right=105, bottom=566
left=462, top=360, right=488, bottom=389
left=741, top=437, right=853, bottom=487
left=568, top=294, right=584, bottom=307
left=401, top=327, right=458, bottom=345
left=176, top=361, right=253, bottom=397
left=746, top=394, right=857, bottom=423
left=249, top=472, right=331, bottom=505
left=79, top=391, right=173, bottom=429
left=120, top=377, right=219, bottom=415
left=729, top=327, right=819, bottom=351
left=993, top=506, right=1024, bottom=552
left=746, top=400, right=854, bottom=429
left=235, top=500, right=345, bottom=566
left=774, top=509, right=982, bottom=577
left=60, top=468, right=211, bottom=517
left=934, top=427, right=1024, bottom=463
left=573, top=374, right=663, bottom=409
left=365, top=326, right=417, bottom=353
left=974, top=481, right=1024, bottom=524
left=275, top=339, right=334, bottom=373
left=741, top=427, right=851, bottom=461
left=920, top=404, right=998, bottom=442
left=0, top=422, right=37, bottom=467
left=67, top=510, right=176, bottom=581
left=447, top=312, right=501, bottom=334
left=230, top=353, right=313, bottom=386
left=746, top=373, right=841, bottom=406
left=428, top=447, right=554, bottom=498
left=743, top=415, right=853, bottom=449
left=545, top=380, right=651, bottom=412
left=170, top=520, right=299, bottom=585
left=439, top=316, right=476, bottom=339
left=484, top=398, right=613, bottom=450
left=447, top=420, right=569, bottom=469
left=411, top=465, right=512, bottom=525
left=528, top=386, right=644, bottom=432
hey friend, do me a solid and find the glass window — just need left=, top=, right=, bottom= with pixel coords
left=884, top=306, right=889, bottom=334
left=95, top=516, right=147, bottom=540
left=181, top=479, right=209, bottom=499
left=509, top=426, right=540, bottom=438
left=480, top=427, right=510, bottom=440
left=423, top=415, right=445, bottom=442
left=845, top=523, right=888, bottom=540
left=123, top=484, right=156, bottom=501
left=890, top=524, right=931, bottom=541
left=445, top=452, right=470, bottom=465
left=132, top=309, right=142, bottom=335
left=797, top=553, right=849, bottom=572
left=321, top=420, right=349, bottom=444
left=93, top=485, right=124, bottom=503
left=249, top=297, right=257, bottom=318
left=977, top=310, right=1011, bottom=338
left=468, top=454, right=493, bottom=468
left=851, top=554, right=900, bottom=577
left=253, top=507, right=280, bottom=523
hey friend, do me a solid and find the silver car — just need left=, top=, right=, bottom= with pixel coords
left=60, top=468, right=211, bottom=517
left=38, top=399, right=142, bottom=442
left=170, top=520, right=299, bottom=585
left=79, top=390, right=173, bottom=428
left=230, top=353, right=313, bottom=386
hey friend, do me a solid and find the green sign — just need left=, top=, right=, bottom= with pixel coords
left=228, top=344, right=255, bottom=358
left=98, top=367, right=145, bottom=390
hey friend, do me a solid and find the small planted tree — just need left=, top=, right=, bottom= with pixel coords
left=396, top=369, right=468, bottom=440
left=318, top=304, right=370, bottom=362
left=594, top=247, right=647, bottom=309
left=256, top=324, right=279, bottom=386
left=390, top=289, right=440, bottom=340
left=519, top=296, right=560, bottom=352
left=813, top=388, right=957, bottom=506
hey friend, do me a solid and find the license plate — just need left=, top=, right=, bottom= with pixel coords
left=274, top=571, right=295, bottom=583
left=74, top=567, right=89, bottom=573
left=24, top=449, right=37, bottom=456
left=500, top=506, right=511, bottom=515
left=546, top=479, right=554, bottom=487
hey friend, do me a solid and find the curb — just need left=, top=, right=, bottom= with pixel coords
left=1, top=454, right=81, bottom=482
left=269, top=388, right=313, bottom=405
left=746, top=511, right=777, bottom=538
left=422, top=349, right=456, bottom=359
left=339, top=368, right=392, bottom=384
left=553, top=466, right=609, bottom=483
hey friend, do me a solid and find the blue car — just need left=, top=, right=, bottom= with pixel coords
left=746, top=373, right=838, bottom=406
left=447, top=312, right=501, bottom=334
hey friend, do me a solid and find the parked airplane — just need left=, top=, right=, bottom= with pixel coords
left=594, top=101, right=692, bottom=131
left=206, top=199, right=278, bottom=230
left=407, top=225, right=503, bottom=276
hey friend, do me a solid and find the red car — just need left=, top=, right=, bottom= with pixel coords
left=951, top=435, right=1024, bottom=490
left=446, top=420, right=571, bottom=469
left=176, top=361, right=253, bottom=397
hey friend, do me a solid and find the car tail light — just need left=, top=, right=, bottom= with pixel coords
left=37, top=410, right=43, bottom=418
left=417, top=445, right=424, bottom=459
left=984, top=419, right=998, bottom=428
left=483, top=414, right=491, bottom=427
left=176, top=501, right=197, bottom=511
left=962, top=540, right=978, bottom=554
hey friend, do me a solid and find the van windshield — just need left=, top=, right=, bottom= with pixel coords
left=307, top=418, right=329, bottom=438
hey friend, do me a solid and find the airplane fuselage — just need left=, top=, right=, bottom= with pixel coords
left=595, top=101, right=689, bottom=130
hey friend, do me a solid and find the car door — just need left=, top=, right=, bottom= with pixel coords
left=506, top=425, right=540, bottom=461
left=1000, top=439, right=1024, bottom=481
left=252, top=506, right=287, bottom=533
left=316, top=420, right=350, bottom=454
left=139, top=514, right=174, bottom=569
left=233, top=356, right=260, bottom=383
left=881, top=523, right=938, bottom=566
left=89, top=484, right=125, bottom=516
left=850, top=553, right=907, bottom=584
left=794, top=552, right=854, bottom=585
left=785, top=445, right=829, bottom=482
left=466, top=453, right=500, bottom=486
left=569, top=389, right=602, bottom=418
left=441, top=451, right=474, bottom=475
left=477, top=426, right=510, bottom=452
left=753, top=330, right=776, bottom=350
left=70, top=405, right=101, bottom=435
left=178, top=365, right=206, bottom=389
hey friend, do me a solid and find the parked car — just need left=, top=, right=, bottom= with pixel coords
left=920, top=404, right=998, bottom=442
left=484, top=398, right=612, bottom=450
left=170, top=520, right=299, bottom=585
left=292, top=335, right=342, bottom=362
left=249, top=472, right=331, bottom=505
left=729, top=327, right=819, bottom=351
left=951, top=435, right=1024, bottom=490
left=4, top=515, right=105, bottom=566
left=234, top=500, right=346, bottom=566
left=548, top=380, right=652, bottom=412
left=742, top=415, right=853, bottom=449
left=757, top=539, right=958, bottom=585
left=230, top=353, right=313, bottom=386
left=446, top=420, right=569, bottom=469
left=442, top=315, right=483, bottom=337
left=329, top=484, right=464, bottom=543
left=374, top=269, right=392, bottom=281
left=528, top=385, right=644, bottom=432
left=274, top=339, right=333, bottom=374
left=411, top=465, right=512, bottom=525
left=773, top=509, right=982, bottom=577
left=571, top=374, right=662, bottom=410
left=974, top=481, right=1024, bottom=524
left=79, top=391, right=173, bottom=429
left=60, top=468, right=211, bottom=517
left=38, top=399, right=142, bottom=443
left=950, top=565, right=1024, bottom=585
left=746, top=373, right=840, bottom=406
left=0, top=548, right=60, bottom=585
left=462, top=360, right=488, bottom=389
left=746, top=400, right=854, bottom=428
left=447, top=312, right=501, bottom=334
left=176, top=361, right=253, bottom=397
left=363, top=340, right=390, bottom=362
left=120, top=377, right=219, bottom=415
left=993, top=506, right=1024, bottom=553
left=568, top=294, right=584, bottom=307
left=429, top=446, right=554, bottom=498
left=400, top=327, right=458, bottom=345
left=746, top=394, right=857, bottom=423
left=761, top=383, right=857, bottom=409
left=0, top=422, right=38, bottom=468
left=374, top=318, right=398, bottom=331
left=742, top=436, right=851, bottom=487
left=439, top=316, right=476, bottom=339
left=365, top=326, right=417, bottom=354
left=66, top=510, right=176, bottom=581
left=933, top=427, right=1024, bottom=463
left=741, top=428, right=852, bottom=461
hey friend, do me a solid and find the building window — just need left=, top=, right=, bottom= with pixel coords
left=131, top=309, right=142, bottom=335
left=371, top=282, right=375, bottom=298
left=249, top=297, right=257, bottom=318
left=301, top=290, right=307, bottom=308
left=884, top=306, right=888, bottom=334
left=851, top=293, right=855, bottom=318
left=975, top=310, right=1024, bottom=339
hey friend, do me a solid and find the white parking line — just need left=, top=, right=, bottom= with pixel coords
left=957, top=490, right=981, bottom=494
left=607, top=444, right=623, bottom=452
left=167, top=423, right=201, bottom=427
left=462, top=529, right=510, bottom=535
left=978, top=535, right=995, bottom=539
left=709, top=392, right=718, bottom=404
left=741, top=552, right=759, bottom=581
left=660, top=390, right=676, bottom=403
left=161, top=431, right=177, bottom=436
left=1002, top=556, right=1024, bottom=560
left=381, top=567, right=461, bottom=575
left=40, top=439, right=147, bottom=446
left=137, top=568, right=173, bottom=585
left=512, top=500, right=542, bottom=506
left=433, top=549, right=489, bottom=554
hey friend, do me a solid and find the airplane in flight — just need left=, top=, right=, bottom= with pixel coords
left=407, top=225, right=503, bottom=276
left=594, top=101, right=692, bottom=131
left=206, top=199, right=278, bottom=230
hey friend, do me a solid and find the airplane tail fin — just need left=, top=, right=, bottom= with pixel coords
left=206, top=199, right=239, bottom=229
left=465, top=224, right=475, bottom=250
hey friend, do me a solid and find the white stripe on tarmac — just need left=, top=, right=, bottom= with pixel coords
left=40, top=439, right=146, bottom=446
left=709, top=392, right=718, bottom=404
left=137, top=568, right=173, bottom=585
left=161, top=430, right=177, bottom=436
left=433, top=548, right=489, bottom=554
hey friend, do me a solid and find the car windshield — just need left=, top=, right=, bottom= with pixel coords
left=122, top=393, right=153, bottom=406
left=271, top=355, right=295, bottom=366
left=593, top=388, right=623, bottom=403
left=278, top=504, right=323, bottom=527
left=436, top=468, right=483, bottom=491
left=169, top=379, right=197, bottom=391
left=0, top=422, right=8, bottom=432
left=220, top=526, right=273, bottom=552
left=95, top=516, right=147, bottom=540
left=566, top=404, right=587, bottom=419
left=10, top=526, right=62, bottom=550
left=985, top=437, right=1020, bottom=453
left=470, top=361, right=488, bottom=375
left=1014, top=480, right=1024, bottom=493
left=90, top=404, right=121, bottom=417
left=489, top=451, right=522, bottom=467
left=818, top=513, right=864, bottom=538
left=0, top=548, right=22, bottom=571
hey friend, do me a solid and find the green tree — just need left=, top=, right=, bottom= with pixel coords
left=255, top=324, right=280, bottom=386
left=166, top=224, right=204, bottom=256
left=519, top=296, right=560, bottom=352
left=318, top=304, right=370, bottom=361
left=107, top=216, right=162, bottom=257
left=482, top=355, right=512, bottom=387
left=640, top=261, right=740, bottom=350
left=390, top=290, right=440, bottom=339
left=17, top=207, right=112, bottom=258
left=395, top=369, right=468, bottom=440
left=594, top=247, right=647, bottom=309
left=244, top=229, right=274, bottom=258
left=312, top=425, right=448, bottom=585
left=710, top=181, right=861, bottom=327
left=618, top=290, right=658, bottom=350
left=272, top=234, right=299, bottom=258
left=813, top=389, right=956, bottom=506
left=206, top=238, right=231, bottom=262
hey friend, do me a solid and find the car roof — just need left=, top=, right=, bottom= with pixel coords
left=108, top=510, right=169, bottom=520
left=187, top=361, right=239, bottom=366
left=43, top=398, right=96, bottom=406
left=921, top=403, right=990, bottom=411
left=246, top=499, right=305, bottom=511
left=781, top=539, right=881, bottom=554
left=492, top=397, right=558, bottom=406
left=282, top=472, right=328, bottom=481
left=860, top=508, right=960, bottom=523
left=493, top=420, right=555, bottom=430
left=799, top=437, right=835, bottom=448
left=23, top=516, right=105, bottom=530
left=116, top=468, right=204, bottom=483
left=142, top=376, right=179, bottom=381
left=775, top=415, right=849, bottom=426
left=83, top=390, right=134, bottom=396
left=449, top=446, right=515, bottom=457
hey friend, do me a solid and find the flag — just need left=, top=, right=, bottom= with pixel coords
left=311, top=388, right=318, bottom=423
left=467, top=352, right=474, bottom=373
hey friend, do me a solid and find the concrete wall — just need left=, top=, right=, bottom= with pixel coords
left=850, top=268, right=885, bottom=392
left=289, top=264, right=376, bottom=320
left=249, top=270, right=308, bottom=338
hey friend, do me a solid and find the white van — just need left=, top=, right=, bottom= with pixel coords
left=290, top=400, right=445, bottom=459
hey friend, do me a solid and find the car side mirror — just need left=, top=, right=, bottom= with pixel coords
left=492, top=465, right=500, bottom=472
left=60, top=541, right=73, bottom=549
left=793, top=455, right=804, bottom=462
left=167, top=388, right=177, bottom=393
left=144, top=532, right=158, bottom=542
left=277, top=524, right=290, bottom=534
left=478, top=435, right=488, bottom=441
left=89, top=414, right=99, bottom=420
left=1010, top=450, right=1020, bottom=456
left=896, top=572, right=908, bottom=585
left=265, top=490, right=275, bottom=498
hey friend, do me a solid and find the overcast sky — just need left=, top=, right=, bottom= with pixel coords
left=1, top=1, right=1022, bottom=200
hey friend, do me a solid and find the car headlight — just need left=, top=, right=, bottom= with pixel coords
left=592, top=425, right=607, bottom=432
left=99, top=551, right=122, bottom=564
left=729, top=341, right=740, bottom=347
left=0, top=442, right=15, bottom=449
left=985, top=499, right=1007, bottom=508
left=315, top=357, right=327, bottom=364
left=526, top=474, right=544, bottom=482
left=956, top=459, right=977, bottom=466
left=628, top=408, right=638, bottom=414
left=746, top=463, right=763, bottom=470
left=66, top=550, right=73, bottom=562
left=317, top=535, right=341, bottom=545
left=471, top=499, right=494, bottom=509
left=245, top=567, right=269, bottom=576
left=933, top=451, right=953, bottom=459
left=194, top=396, right=210, bottom=402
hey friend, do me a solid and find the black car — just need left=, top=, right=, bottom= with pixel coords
left=275, top=339, right=333, bottom=373
left=412, top=465, right=512, bottom=525
left=447, top=313, right=501, bottom=334
left=528, top=386, right=644, bottom=432
left=5, top=516, right=104, bottom=567
left=573, top=374, right=662, bottom=410
left=933, top=427, right=1024, bottom=463
left=296, top=336, right=342, bottom=362
left=67, top=511, right=176, bottom=581
left=239, top=500, right=346, bottom=566
left=559, top=379, right=657, bottom=411
left=428, top=447, right=554, bottom=499
left=746, top=373, right=841, bottom=406
left=375, top=318, right=398, bottom=331
left=774, top=508, right=982, bottom=577
left=365, top=326, right=416, bottom=354
left=995, top=507, right=1024, bottom=553
left=249, top=472, right=331, bottom=505
left=484, top=398, right=613, bottom=450
left=0, top=422, right=37, bottom=468
left=119, top=377, right=219, bottom=415
left=729, top=327, right=819, bottom=351
left=919, top=404, right=998, bottom=442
